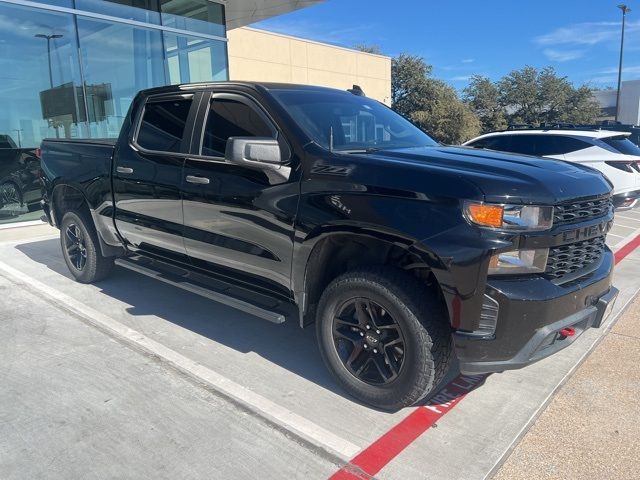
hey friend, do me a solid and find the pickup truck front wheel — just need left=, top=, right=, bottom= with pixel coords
left=316, top=267, right=452, bottom=411
left=60, top=211, right=114, bottom=283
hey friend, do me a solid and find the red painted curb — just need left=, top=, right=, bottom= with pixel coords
left=328, top=231, right=640, bottom=480
left=329, top=374, right=486, bottom=480
left=615, top=233, right=640, bottom=264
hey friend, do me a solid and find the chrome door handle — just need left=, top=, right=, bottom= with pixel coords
left=186, top=175, right=210, bottom=185
left=116, top=166, right=134, bottom=174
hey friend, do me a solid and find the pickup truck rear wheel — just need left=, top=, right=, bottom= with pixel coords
left=316, top=266, right=452, bottom=411
left=60, top=211, right=114, bottom=283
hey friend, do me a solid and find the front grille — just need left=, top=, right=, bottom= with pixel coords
left=553, top=196, right=612, bottom=227
left=545, top=236, right=606, bottom=280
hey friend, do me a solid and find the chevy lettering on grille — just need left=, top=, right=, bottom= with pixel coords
left=561, top=220, right=613, bottom=243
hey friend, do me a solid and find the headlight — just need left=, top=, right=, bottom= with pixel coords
left=464, top=202, right=553, bottom=231
left=488, top=248, right=548, bottom=275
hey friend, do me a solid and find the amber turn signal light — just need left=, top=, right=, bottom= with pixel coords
left=465, top=203, right=504, bottom=228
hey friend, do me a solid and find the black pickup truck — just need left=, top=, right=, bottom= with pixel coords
left=0, top=135, right=42, bottom=214
left=40, top=82, right=618, bottom=410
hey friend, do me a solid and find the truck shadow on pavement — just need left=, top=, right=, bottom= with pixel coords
left=16, top=238, right=488, bottom=411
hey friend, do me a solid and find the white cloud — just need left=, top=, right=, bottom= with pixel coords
left=450, top=75, right=471, bottom=81
left=461, top=58, right=475, bottom=63
left=542, top=48, right=585, bottom=62
left=535, top=20, right=640, bottom=47
left=598, top=65, right=640, bottom=75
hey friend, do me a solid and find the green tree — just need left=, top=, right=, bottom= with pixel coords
left=391, top=54, right=480, bottom=144
left=563, top=85, right=601, bottom=124
left=353, top=44, right=382, bottom=55
left=497, top=66, right=541, bottom=125
left=497, top=66, right=599, bottom=125
left=463, top=75, right=508, bottom=133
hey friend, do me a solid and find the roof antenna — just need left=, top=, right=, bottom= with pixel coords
left=329, top=126, right=334, bottom=152
left=348, top=84, right=365, bottom=96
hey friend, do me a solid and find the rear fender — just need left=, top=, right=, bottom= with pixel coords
left=51, top=183, right=125, bottom=258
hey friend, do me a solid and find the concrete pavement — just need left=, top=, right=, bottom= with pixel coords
left=0, top=273, right=338, bottom=480
left=493, top=295, right=640, bottom=480
left=0, top=210, right=639, bottom=480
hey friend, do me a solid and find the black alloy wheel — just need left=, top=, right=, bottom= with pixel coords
left=64, top=223, right=88, bottom=271
left=59, top=210, right=114, bottom=283
left=333, top=297, right=406, bottom=385
left=316, top=266, right=453, bottom=410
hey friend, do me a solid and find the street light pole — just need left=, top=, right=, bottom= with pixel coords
left=615, top=4, right=631, bottom=122
left=34, top=33, right=63, bottom=89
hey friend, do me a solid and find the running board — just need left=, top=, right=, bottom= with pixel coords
left=115, top=256, right=289, bottom=324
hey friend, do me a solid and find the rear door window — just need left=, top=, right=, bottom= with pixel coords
left=500, top=135, right=537, bottom=155
left=136, top=97, right=193, bottom=153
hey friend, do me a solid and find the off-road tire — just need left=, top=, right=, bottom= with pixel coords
left=316, top=266, right=452, bottom=411
left=60, top=210, right=114, bottom=283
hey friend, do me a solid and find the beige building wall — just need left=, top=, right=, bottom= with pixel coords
left=227, top=27, right=391, bottom=105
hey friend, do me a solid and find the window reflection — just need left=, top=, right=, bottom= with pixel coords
left=0, top=3, right=84, bottom=223
left=75, top=0, right=161, bottom=24
left=77, top=17, right=165, bottom=138
left=160, top=0, right=225, bottom=37
left=164, top=32, right=227, bottom=83
left=0, top=3, right=84, bottom=147
left=0, top=0, right=229, bottom=224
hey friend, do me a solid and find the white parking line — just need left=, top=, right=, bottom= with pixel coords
left=0, top=260, right=361, bottom=461
left=0, top=219, right=46, bottom=230
left=613, top=228, right=640, bottom=250
left=611, top=223, right=639, bottom=230
left=614, top=214, right=640, bottom=223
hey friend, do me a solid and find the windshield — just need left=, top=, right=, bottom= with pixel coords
left=599, top=135, right=640, bottom=156
left=271, top=89, right=438, bottom=152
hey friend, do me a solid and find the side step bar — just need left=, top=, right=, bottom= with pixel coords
left=115, top=256, right=289, bottom=324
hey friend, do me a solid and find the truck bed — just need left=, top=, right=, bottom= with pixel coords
left=41, top=137, right=117, bottom=211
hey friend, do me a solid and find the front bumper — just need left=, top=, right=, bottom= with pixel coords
left=456, top=249, right=617, bottom=374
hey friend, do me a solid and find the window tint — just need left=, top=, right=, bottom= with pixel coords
left=501, top=135, right=537, bottom=155
left=467, top=138, right=490, bottom=149
left=599, top=136, right=640, bottom=156
left=137, top=98, right=192, bottom=152
left=468, top=136, right=516, bottom=152
left=473, top=134, right=592, bottom=157
left=271, top=90, right=438, bottom=151
left=537, top=136, right=591, bottom=156
left=201, top=98, right=273, bottom=157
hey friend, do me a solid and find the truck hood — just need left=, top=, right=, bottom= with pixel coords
left=360, top=145, right=613, bottom=204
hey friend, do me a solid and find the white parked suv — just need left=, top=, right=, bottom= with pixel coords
left=464, top=127, right=640, bottom=209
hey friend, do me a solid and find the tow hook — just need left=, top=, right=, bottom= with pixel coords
left=559, top=327, right=576, bottom=338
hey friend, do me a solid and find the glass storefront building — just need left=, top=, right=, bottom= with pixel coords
left=0, top=0, right=228, bottom=224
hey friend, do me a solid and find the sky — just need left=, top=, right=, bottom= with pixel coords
left=253, top=0, right=640, bottom=91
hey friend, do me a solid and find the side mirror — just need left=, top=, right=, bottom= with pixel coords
left=225, top=137, right=283, bottom=167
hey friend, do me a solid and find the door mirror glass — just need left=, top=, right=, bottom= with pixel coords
left=225, top=137, right=282, bottom=167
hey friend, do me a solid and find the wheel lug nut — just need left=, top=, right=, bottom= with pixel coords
left=359, top=332, right=364, bottom=337
left=363, top=344, right=368, bottom=349
left=366, top=325, right=371, bottom=330
left=373, top=349, right=378, bottom=354
left=376, top=330, right=380, bottom=334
